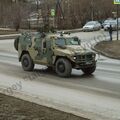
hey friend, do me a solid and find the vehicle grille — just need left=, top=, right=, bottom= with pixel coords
left=76, top=54, right=93, bottom=62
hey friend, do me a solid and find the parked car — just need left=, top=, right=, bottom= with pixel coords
left=106, top=18, right=114, bottom=20
left=82, top=21, right=101, bottom=32
left=102, top=19, right=114, bottom=28
left=104, top=20, right=120, bottom=31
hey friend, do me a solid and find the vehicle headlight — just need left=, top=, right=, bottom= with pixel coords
left=73, top=56, right=77, bottom=60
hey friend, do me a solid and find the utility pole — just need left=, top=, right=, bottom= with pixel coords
left=114, top=0, right=120, bottom=40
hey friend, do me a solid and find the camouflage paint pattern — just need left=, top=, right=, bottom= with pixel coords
left=17, top=32, right=96, bottom=68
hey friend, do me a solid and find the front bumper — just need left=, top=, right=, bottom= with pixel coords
left=73, top=60, right=96, bottom=69
left=71, top=54, right=96, bottom=69
left=83, top=28, right=94, bottom=31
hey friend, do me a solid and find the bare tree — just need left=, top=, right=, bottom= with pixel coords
left=0, top=0, right=119, bottom=29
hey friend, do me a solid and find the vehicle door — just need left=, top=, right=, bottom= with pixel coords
left=46, top=40, right=54, bottom=65
left=35, top=38, right=54, bottom=65
left=28, top=37, right=42, bottom=61
left=35, top=38, right=48, bottom=64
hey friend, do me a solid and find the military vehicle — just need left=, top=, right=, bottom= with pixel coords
left=14, top=32, right=96, bottom=77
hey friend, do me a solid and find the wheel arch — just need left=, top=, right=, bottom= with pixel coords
left=14, top=36, right=20, bottom=51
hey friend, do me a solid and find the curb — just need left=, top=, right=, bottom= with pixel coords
left=57, top=28, right=82, bottom=33
left=0, top=28, right=82, bottom=40
left=0, top=34, right=20, bottom=40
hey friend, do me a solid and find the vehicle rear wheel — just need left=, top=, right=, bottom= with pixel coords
left=21, top=54, right=34, bottom=71
left=55, top=58, right=72, bottom=77
left=81, top=66, right=96, bottom=75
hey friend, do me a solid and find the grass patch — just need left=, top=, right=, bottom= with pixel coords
left=94, top=41, right=120, bottom=59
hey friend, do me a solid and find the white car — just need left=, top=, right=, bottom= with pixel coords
left=83, top=21, right=101, bottom=32
left=104, top=20, right=120, bottom=31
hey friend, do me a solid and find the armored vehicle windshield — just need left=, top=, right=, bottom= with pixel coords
left=55, top=37, right=80, bottom=46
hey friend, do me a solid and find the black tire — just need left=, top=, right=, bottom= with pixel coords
left=55, top=58, right=72, bottom=77
left=46, top=66, right=53, bottom=71
left=14, top=36, right=19, bottom=51
left=21, top=54, right=34, bottom=71
left=81, top=66, right=96, bottom=75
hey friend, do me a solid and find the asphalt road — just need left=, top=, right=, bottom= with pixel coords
left=72, top=30, right=120, bottom=41
left=0, top=32, right=120, bottom=120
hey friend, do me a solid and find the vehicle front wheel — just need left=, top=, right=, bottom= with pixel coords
left=81, top=66, right=96, bottom=75
left=55, top=58, right=72, bottom=77
left=21, top=54, right=34, bottom=71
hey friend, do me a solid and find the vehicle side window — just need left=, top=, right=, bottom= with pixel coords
left=55, top=38, right=65, bottom=46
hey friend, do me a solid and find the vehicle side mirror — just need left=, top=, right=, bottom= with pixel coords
left=78, top=39, right=81, bottom=45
